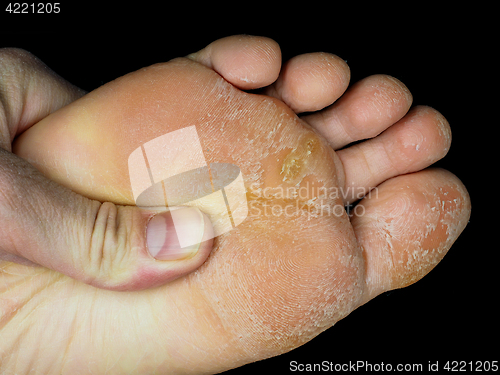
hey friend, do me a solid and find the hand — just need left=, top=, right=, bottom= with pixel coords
left=3, top=36, right=470, bottom=374
left=0, top=48, right=215, bottom=290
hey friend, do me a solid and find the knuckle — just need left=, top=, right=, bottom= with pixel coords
left=86, top=202, right=138, bottom=289
left=0, top=48, right=43, bottom=80
left=0, top=48, right=49, bottom=130
left=0, top=48, right=37, bottom=65
left=0, top=151, right=39, bottom=218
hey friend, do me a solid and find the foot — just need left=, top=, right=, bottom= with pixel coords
left=5, top=35, right=470, bottom=374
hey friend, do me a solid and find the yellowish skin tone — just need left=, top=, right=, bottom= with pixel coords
left=1, top=38, right=470, bottom=374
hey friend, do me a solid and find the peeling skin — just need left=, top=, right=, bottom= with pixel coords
left=355, top=169, right=470, bottom=298
left=280, top=135, right=319, bottom=183
left=5, top=55, right=469, bottom=373
left=9, top=57, right=365, bottom=370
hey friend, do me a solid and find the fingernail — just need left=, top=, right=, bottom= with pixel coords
left=146, top=207, right=205, bottom=260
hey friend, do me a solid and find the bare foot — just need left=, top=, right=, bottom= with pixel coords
left=4, top=35, right=470, bottom=374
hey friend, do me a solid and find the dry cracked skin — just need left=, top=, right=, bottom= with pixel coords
left=1, top=38, right=470, bottom=374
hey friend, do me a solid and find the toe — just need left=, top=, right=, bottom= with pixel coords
left=265, top=52, right=350, bottom=113
left=303, top=74, right=413, bottom=149
left=337, top=106, right=452, bottom=205
left=187, top=35, right=281, bottom=90
left=351, top=168, right=471, bottom=301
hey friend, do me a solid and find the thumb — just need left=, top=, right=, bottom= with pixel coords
left=0, top=148, right=214, bottom=290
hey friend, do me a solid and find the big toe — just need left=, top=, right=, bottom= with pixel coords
left=351, top=168, right=471, bottom=300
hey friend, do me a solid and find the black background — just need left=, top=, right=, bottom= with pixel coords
left=0, top=3, right=493, bottom=374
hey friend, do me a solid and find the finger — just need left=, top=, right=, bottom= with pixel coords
left=351, top=168, right=471, bottom=302
left=187, top=35, right=281, bottom=90
left=337, top=106, right=451, bottom=205
left=302, top=74, right=412, bottom=149
left=0, top=48, right=85, bottom=150
left=264, top=52, right=350, bottom=113
left=0, top=148, right=214, bottom=290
